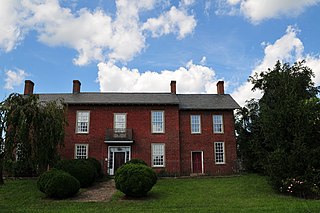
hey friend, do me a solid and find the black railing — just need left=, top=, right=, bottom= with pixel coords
left=105, top=128, right=133, bottom=141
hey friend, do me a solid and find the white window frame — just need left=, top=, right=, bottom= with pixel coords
left=213, top=114, right=224, bottom=133
left=151, top=143, right=165, bottom=167
left=190, top=115, right=201, bottom=134
left=114, top=113, right=127, bottom=132
left=74, top=144, right=89, bottom=159
left=214, top=142, right=225, bottom=164
left=151, top=111, right=165, bottom=133
left=76, top=111, right=90, bottom=134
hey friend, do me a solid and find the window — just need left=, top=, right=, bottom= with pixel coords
left=152, top=144, right=165, bottom=167
left=151, top=111, right=164, bottom=133
left=213, top=115, right=224, bottom=133
left=114, top=113, right=126, bottom=132
left=214, top=142, right=225, bottom=164
left=190, top=115, right=201, bottom=134
left=76, top=111, right=90, bottom=133
left=75, top=144, right=88, bottom=159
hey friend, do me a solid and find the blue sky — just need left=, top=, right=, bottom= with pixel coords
left=1, top=0, right=320, bottom=106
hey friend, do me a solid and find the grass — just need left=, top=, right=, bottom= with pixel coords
left=1, top=174, right=320, bottom=212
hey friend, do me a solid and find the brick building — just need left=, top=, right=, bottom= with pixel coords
left=24, top=80, right=239, bottom=176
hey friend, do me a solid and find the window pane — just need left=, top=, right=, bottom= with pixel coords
left=152, top=111, right=164, bottom=133
left=214, top=142, right=225, bottom=164
left=191, top=115, right=201, bottom=133
left=213, top=115, right=223, bottom=133
left=77, top=111, right=89, bottom=133
left=152, top=144, right=165, bottom=167
left=75, top=144, right=88, bottom=159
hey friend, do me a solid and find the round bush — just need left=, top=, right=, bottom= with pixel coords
left=125, top=158, right=147, bottom=166
left=55, top=159, right=96, bottom=187
left=115, top=164, right=157, bottom=197
left=37, top=169, right=80, bottom=199
left=86, top=157, right=103, bottom=178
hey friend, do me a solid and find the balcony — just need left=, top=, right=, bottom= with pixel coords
left=105, top=128, right=134, bottom=143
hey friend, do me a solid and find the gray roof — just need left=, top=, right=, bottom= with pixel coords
left=38, top=92, right=240, bottom=110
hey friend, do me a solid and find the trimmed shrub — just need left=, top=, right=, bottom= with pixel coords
left=115, top=163, right=157, bottom=197
left=37, top=169, right=80, bottom=199
left=55, top=159, right=96, bottom=187
left=86, top=157, right=103, bottom=178
left=125, top=158, right=147, bottom=166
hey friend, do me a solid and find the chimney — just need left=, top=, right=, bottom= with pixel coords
left=24, top=80, right=34, bottom=95
left=73, top=80, right=81, bottom=94
left=217, top=81, right=224, bottom=95
left=170, top=80, right=176, bottom=94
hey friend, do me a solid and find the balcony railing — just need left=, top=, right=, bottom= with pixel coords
left=105, top=128, right=133, bottom=142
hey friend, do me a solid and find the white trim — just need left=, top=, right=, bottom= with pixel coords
left=114, top=113, right=127, bottom=132
left=151, top=143, right=165, bottom=167
left=190, top=115, right=201, bottom=134
left=104, top=140, right=134, bottom=144
left=76, top=111, right=90, bottom=134
left=214, top=142, right=225, bottom=164
left=213, top=114, right=224, bottom=134
left=107, top=146, right=131, bottom=175
left=74, top=144, right=89, bottom=159
left=191, top=151, right=204, bottom=173
left=151, top=111, right=165, bottom=133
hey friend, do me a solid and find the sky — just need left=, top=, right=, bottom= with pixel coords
left=1, top=0, right=320, bottom=106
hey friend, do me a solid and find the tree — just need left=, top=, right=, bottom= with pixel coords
left=237, top=60, right=320, bottom=197
left=0, top=93, right=66, bottom=183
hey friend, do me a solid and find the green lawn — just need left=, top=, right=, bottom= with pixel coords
left=1, top=174, right=320, bottom=212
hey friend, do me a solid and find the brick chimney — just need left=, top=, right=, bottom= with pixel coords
left=170, top=80, right=176, bottom=94
left=24, top=80, right=34, bottom=95
left=73, top=80, right=81, bottom=94
left=217, top=81, right=224, bottom=95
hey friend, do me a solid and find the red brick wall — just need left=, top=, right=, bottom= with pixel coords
left=61, top=104, right=180, bottom=175
left=179, top=110, right=237, bottom=176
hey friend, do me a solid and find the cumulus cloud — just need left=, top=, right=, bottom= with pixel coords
left=97, top=60, right=218, bottom=93
left=217, top=0, right=320, bottom=23
left=0, top=0, right=196, bottom=65
left=4, top=68, right=29, bottom=90
left=232, top=26, right=320, bottom=106
left=142, top=6, right=197, bottom=39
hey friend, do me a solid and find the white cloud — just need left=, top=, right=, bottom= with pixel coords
left=142, top=6, right=197, bottom=39
left=218, top=0, right=320, bottom=23
left=232, top=25, right=320, bottom=106
left=200, top=56, right=206, bottom=65
left=97, top=60, right=218, bottom=93
left=4, top=68, right=29, bottom=90
left=0, top=0, right=196, bottom=65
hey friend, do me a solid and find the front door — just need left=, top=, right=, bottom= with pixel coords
left=114, top=152, right=126, bottom=173
left=192, top=152, right=203, bottom=173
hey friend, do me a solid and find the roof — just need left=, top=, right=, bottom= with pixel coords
left=38, top=92, right=240, bottom=110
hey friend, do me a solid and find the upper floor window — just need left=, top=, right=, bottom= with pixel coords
left=213, top=115, right=224, bottom=133
left=151, top=111, right=164, bottom=133
left=75, top=144, right=88, bottom=159
left=114, top=113, right=126, bottom=132
left=214, top=142, right=225, bottom=164
left=190, top=115, right=201, bottom=134
left=152, top=143, right=165, bottom=167
left=76, top=111, right=90, bottom=133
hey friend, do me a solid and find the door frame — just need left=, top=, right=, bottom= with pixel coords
left=191, top=151, right=204, bottom=174
left=108, top=146, right=131, bottom=175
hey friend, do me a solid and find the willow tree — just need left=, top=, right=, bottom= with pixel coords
left=0, top=93, right=66, bottom=183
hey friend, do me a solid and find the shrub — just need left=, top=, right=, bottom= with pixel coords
left=86, top=157, right=103, bottom=178
left=37, top=169, right=80, bottom=199
left=55, top=159, right=96, bottom=187
left=125, top=158, right=147, bottom=166
left=115, top=163, right=157, bottom=197
left=280, top=177, right=320, bottom=199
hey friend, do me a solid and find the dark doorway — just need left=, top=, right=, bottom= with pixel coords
left=192, top=152, right=202, bottom=173
left=114, top=152, right=126, bottom=173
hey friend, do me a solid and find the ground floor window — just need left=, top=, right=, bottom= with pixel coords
left=214, top=142, right=225, bottom=164
left=152, top=143, right=165, bottom=167
left=75, top=144, right=88, bottom=159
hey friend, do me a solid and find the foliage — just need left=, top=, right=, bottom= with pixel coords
left=115, top=163, right=157, bottom=197
left=236, top=60, right=320, bottom=198
left=86, top=157, right=103, bottom=179
left=37, top=168, right=80, bottom=199
left=280, top=177, right=320, bottom=199
left=0, top=93, right=66, bottom=179
left=54, top=159, right=96, bottom=187
left=124, top=158, right=147, bottom=166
